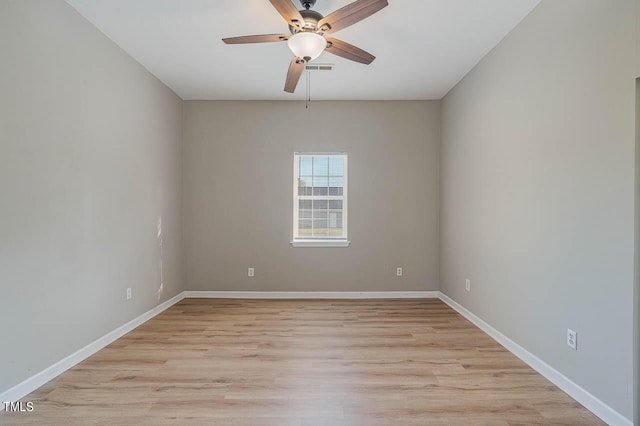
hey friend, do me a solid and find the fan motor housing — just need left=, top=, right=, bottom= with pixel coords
left=290, top=9, right=324, bottom=33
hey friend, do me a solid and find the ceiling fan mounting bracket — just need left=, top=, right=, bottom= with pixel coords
left=300, top=0, right=316, bottom=10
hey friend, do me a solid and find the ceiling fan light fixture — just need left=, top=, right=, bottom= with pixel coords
left=287, top=32, right=326, bottom=62
left=222, top=0, right=388, bottom=93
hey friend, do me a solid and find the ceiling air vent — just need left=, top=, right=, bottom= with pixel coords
left=305, top=64, right=334, bottom=71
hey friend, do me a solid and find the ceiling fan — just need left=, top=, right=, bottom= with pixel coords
left=222, top=0, right=388, bottom=93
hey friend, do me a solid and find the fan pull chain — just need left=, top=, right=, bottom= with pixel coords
left=306, top=68, right=311, bottom=109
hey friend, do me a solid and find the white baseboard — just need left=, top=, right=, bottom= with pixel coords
left=0, top=292, right=185, bottom=403
left=4, top=289, right=629, bottom=426
left=0, top=290, right=435, bottom=402
left=183, top=291, right=439, bottom=299
left=437, top=292, right=632, bottom=426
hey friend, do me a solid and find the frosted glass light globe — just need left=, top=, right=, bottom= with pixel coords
left=287, top=32, right=326, bottom=61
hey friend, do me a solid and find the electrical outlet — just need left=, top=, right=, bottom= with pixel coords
left=396, top=267, right=403, bottom=277
left=248, top=267, right=254, bottom=277
left=465, top=279, right=470, bottom=292
left=567, top=329, right=577, bottom=350
left=126, top=288, right=132, bottom=300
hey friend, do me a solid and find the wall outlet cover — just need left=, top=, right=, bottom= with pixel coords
left=567, top=329, right=577, bottom=350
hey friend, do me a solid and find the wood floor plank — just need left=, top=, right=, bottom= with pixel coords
left=1, top=298, right=604, bottom=425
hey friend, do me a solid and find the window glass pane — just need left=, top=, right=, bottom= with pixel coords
left=298, top=186, right=312, bottom=196
left=299, top=219, right=312, bottom=229
left=312, top=176, right=328, bottom=187
left=328, top=187, right=343, bottom=196
left=328, top=212, right=341, bottom=229
left=329, top=200, right=343, bottom=209
left=313, top=200, right=327, bottom=209
left=313, top=220, right=328, bottom=236
left=299, top=157, right=313, bottom=176
left=299, top=200, right=312, bottom=209
left=313, top=157, right=329, bottom=174
left=314, top=210, right=328, bottom=219
left=328, top=176, right=343, bottom=188
left=298, top=176, right=312, bottom=188
left=313, top=187, right=328, bottom=196
left=329, top=157, right=344, bottom=176
left=298, top=226, right=313, bottom=237
left=299, top=209, right=312, bottom=218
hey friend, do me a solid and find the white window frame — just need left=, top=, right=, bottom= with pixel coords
left=291, top=152, right=350, bottom=248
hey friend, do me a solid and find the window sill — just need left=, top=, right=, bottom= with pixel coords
left=290, top=240, right=351, bottom=248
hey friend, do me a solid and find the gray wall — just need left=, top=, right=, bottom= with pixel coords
left=1, top=0, right=635, bottom=420
left=635, top=4, right=640, bottom=420
left=183, top=101, right=440, bottom=292
left=0, top=1, right=183, bottom=393
left=441, top=0, right=635, bottom=419
left=634, top=78, right=639, bottom=426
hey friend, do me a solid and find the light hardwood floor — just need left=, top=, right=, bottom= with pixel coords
left=3, top=298, right=604, bottom=425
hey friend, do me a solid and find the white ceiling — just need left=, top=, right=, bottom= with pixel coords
left=65, top=0, right=540, bottom=100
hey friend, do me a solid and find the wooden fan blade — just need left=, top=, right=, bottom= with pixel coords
left=268, top=0, right=305, bottom=28
left=325, top=38, right=375, bottom=64
left=284, top=57, right=305, bottom=93
left=318, top=0, right=388, bottom=34
left=222, top=34, right=289, bottom=44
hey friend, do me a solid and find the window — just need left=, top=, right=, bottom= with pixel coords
left=292, top=153, right=349, bottom=247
